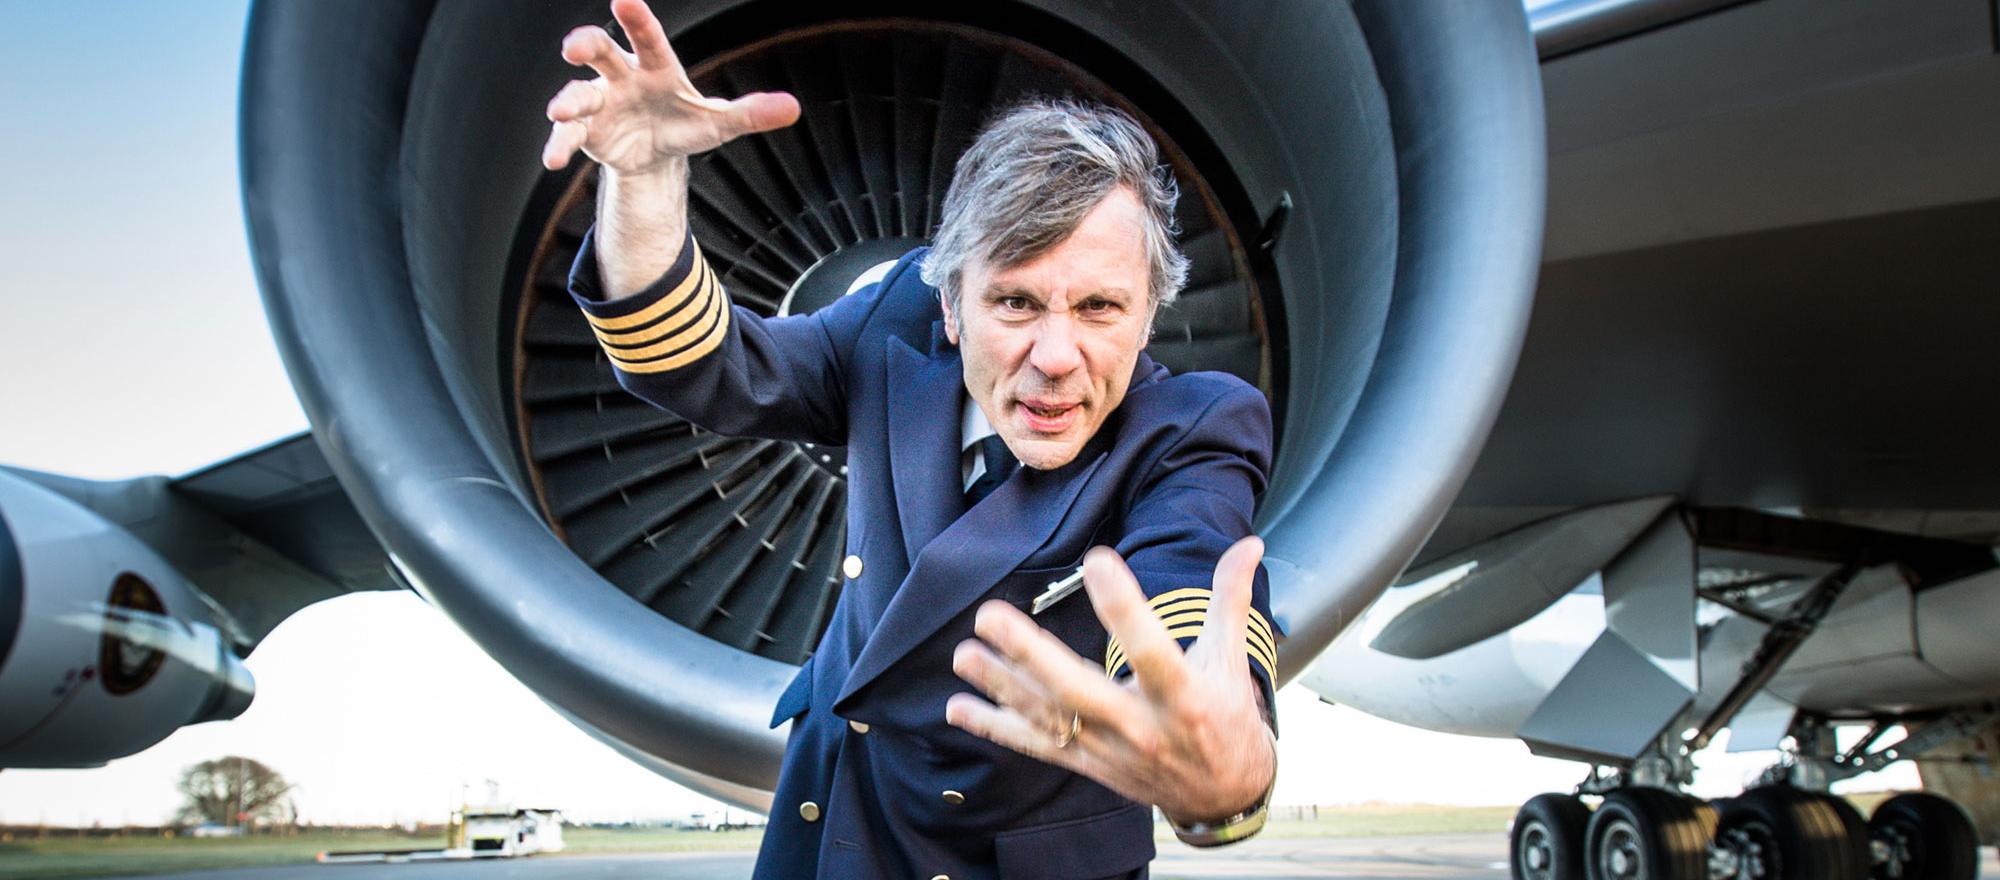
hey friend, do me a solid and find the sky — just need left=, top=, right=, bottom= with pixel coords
left=0, top=1, right=1917, bottom=830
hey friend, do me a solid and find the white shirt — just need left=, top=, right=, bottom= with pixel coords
left=961, top=398, right=998, bottom=491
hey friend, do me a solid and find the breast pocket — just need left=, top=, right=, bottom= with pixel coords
left=995, top=558, right=1109, bottom=668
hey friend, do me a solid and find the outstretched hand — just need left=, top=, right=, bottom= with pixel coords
left=947, top=536, right=1276, bottom=824
left=542, top=0, right=800, bottom=174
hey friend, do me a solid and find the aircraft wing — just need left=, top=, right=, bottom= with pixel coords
left=0, top=433, right=394, bottom=767
left=7, top=432, right=393, bottom=653
left=167, top=432, right=397, bottom=644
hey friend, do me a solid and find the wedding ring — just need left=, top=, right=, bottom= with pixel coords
left=1054, top=712, right=1081, bottom=749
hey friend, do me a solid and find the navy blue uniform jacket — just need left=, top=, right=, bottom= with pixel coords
left=571, top=229, right=1278, bottom=880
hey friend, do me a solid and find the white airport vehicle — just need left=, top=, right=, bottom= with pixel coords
left=462, top=808, right=565, bottom=858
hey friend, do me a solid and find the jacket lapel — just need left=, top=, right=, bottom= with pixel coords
left=885, top=334, right=967, bottom=568
left=843, top=342, right=1157, bottom=706
left=838, top=427, right=1110, bottom=707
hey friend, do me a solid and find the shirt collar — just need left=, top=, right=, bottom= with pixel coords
left=961, top=397, right=995, bottom=452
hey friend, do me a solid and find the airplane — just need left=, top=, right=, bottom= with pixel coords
left=1, top=1, right=1993, bottom=879
left=1297, top=0, right=2000, bottom=877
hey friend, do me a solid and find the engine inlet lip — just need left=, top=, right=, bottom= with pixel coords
left=0, top=505, right=22, bottom=674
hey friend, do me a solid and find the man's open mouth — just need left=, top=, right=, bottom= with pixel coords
left=1018, top=400, right=1081, bottom=433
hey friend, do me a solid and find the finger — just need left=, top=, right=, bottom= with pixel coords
left=611, top=0, right=681, bottom=72
left=952, top=638, right=1065, bottom=732
left=715, top=91, right=801, bottom=139
left=546, top=79, right=606, bottom=123
left=1194, top=535, right=1263, bottom=676
left=1082, top=546, right=1190, bottom=701
left=542, top=120, right=588, bottom=171
left=971, top=601, right=1134, bottom=725
left=561, top=25, right=632, bottom=84
left=945, top=692, right=1084, bottom=772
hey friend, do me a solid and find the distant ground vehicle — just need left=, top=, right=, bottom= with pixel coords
left=462, top=808, right=565, bottom=858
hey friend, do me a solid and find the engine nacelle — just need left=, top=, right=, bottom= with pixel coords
left=240, top=0, right=1545, bottom=798
left=0, top=470, right=254, bottom=768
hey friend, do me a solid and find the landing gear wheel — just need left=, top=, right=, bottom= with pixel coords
left=1715, top=786, right=1868, bottom=880
left=1869, top=791, right=1979, bottom=880
left=1825, top=793, right=1873, bottom=876
left=1584, top=788, right=1711, bottom=880
left=1512, top=793, right=1590, bottom=880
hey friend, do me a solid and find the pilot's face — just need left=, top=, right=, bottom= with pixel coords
left=944, top=186, right=1154, bottom=471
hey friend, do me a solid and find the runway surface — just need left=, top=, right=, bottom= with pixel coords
left=98, top=835, right=2000, bottom=879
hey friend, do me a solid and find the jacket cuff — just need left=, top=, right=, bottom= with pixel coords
left=1104, top=587, right=1278, bottom=683
left=1104, top=585, right=1280, bottom=736
left=567, top=224, right=730, bottom=374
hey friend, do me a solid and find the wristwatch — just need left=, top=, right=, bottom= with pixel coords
left=1169, top=727, right=1277, bottom=847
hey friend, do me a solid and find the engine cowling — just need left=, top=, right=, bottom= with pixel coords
left=0, top=471, right=254, bottom=768
left=240, top=0, right=1544, bottom=803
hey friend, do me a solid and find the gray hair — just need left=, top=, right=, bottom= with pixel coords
left=920, top=99, right=1191, bottom=324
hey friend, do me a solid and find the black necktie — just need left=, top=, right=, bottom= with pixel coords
left=964, top=434, right=1018, bottom=506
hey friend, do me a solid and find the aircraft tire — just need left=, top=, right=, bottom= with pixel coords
left=1511, top=793, right=1590, bottom=880
left=1869, top=791, right=1980, bottom=880
left=1715, top=785, right=1868, bottom=880
left=1824, top=793, right=1874, bottom=875
left=1583, top=787, right=1710, bottom=880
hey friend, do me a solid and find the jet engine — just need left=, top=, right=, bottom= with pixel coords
left=0, top=470, right=255, bottom=768
left=239, top=0, right=1544, bottom=804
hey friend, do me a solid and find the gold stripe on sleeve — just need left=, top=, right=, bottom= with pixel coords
left=600, top=269, right=724, bottom=361
left=601, top=277, right=722, bottom=365
left=1246, top=611, right=1276, bottom=664
left=1152, top=592, right=1208, bottom=612
left=1247, top=643, right=1276, bottom=682
left=1103, top=588, right=1279, bottom=683
left=590, top=257, right=716, bottom=347
left=584, top=239, right=713, bottom=332
left=606, top=298, right=732, bottom=374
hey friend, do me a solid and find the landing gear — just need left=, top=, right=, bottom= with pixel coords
left=1868, top=792, right=1980, bottom=880
left=1502, top=784, right=1977, bottom=880
left=1711, top=786, right=1869, bottom=880
left=1504, top=707, right=1994, bottom=880
left=1583, top=788, right=1713, bottom=880
left=1513, top=793, right=1590, bottom=880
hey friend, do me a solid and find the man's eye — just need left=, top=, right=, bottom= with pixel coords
left=998, top=296, right=1032, bottom=312
left=1081, top=300, right=1116, bottom=315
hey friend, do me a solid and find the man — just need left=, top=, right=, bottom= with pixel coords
left=542, top=2, right=1278, bottom=877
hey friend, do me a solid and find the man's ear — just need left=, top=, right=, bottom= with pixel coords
left=941, top=292, right=961, bottom=346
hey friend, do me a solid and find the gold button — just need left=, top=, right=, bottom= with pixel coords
left=931, top=876, right=950, bottom=880
left=941, top=790, right=965, bottom=805
left=842, top=555, right=864, bottom=579
left=799, top=801, right=820, bottom=822
left=848, top=719, right=870, bottom=734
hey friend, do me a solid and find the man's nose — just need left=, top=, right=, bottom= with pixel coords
left=1028, top=315, right=1084, bottom=378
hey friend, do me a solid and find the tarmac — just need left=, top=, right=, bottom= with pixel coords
left=97, top=835, right=2000, bottom=879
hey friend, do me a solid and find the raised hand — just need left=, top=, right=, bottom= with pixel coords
left=946, top=536, right=1277, bottom=825
left=542, top=0, right=799, bottom=175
